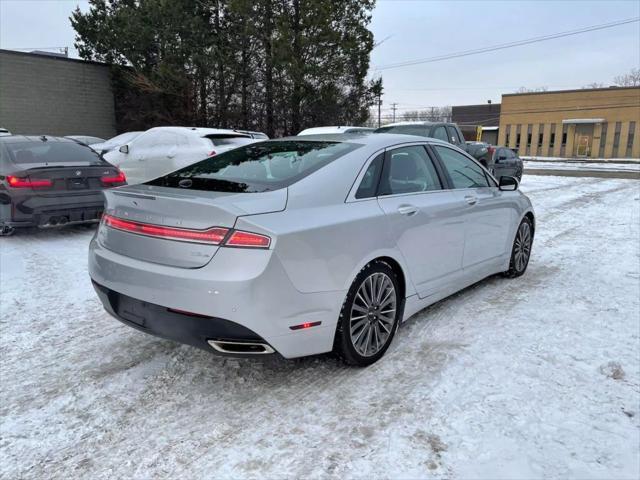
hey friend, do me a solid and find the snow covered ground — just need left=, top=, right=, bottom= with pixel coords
left=522, top=156, right=640, bottom=164
left=1, top=175, right=639, bottom=479
left=524, top=160, right=640, bottom=173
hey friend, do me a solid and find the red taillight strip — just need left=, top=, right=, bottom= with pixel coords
left=7, top=175, right=52, bottom=188
left=103, top=214, right=229, bottom=245
left=101, top=170, right=127, bottom=185
left=225, top=230, right=271, bottom=248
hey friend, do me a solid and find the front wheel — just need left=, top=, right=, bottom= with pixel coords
left=504, top=217, right=533, bottom=278
left=334, top=261, right=402, bottom=366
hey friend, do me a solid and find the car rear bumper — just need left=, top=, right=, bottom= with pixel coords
left=1, top=191, right=104, bottom=227
left=88, top=236, right=346, bottom=359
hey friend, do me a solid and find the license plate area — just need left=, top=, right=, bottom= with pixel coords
left=68, top=178, right=88, bottom=189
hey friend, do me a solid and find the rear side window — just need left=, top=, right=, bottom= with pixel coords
left=431, top=126, right=449, bottom=142
left=355, top=153, right=383, bottom=199
left=434, top=146, right=490, bottom=189
left=147, top=140, right=361, bottom=192
left=4, top=140, right=103, bottom=165
left=380, top=146, right=441, bottom=196
left=446, top=126, right=463, bottom=145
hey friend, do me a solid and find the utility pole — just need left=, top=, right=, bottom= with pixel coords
left=391, top=103, right=398, bottom=123
left=377, top=94, right=382, bottom=128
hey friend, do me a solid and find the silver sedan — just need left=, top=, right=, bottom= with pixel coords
left=89, top=134, right=534, bottom=366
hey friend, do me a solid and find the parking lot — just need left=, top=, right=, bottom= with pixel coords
left=1, top=174, right=638, bottom=479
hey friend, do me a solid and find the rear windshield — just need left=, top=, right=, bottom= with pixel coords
left=147, top=140, right=361, bottom=192
left=4, top=140, right=104, bottom=165
left=205, top=135, right=252, bottom=147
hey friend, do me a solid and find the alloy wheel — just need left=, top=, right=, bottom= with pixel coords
left=349, top=272, right=397, bottom=357
left=514, top=222, right=532, bottom=272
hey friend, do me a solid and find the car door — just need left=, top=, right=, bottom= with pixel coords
left=109, top=132, right=155, bottom=185
left=431, top=144, right=513, bottom=270
left=375, top=144, right=466, bottom=298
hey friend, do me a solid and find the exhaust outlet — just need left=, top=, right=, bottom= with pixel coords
left=207, top=339, right=275, bottom=355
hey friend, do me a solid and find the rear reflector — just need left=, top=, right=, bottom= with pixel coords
left=225, top=230, right=271, bottom=248
left=101, top=169, right=127, bottom=186
left=289, top=321, right=322, bottom=331
left=102, top=214, right=229, bottom=244
left=7, top=175, right=52, bottom=188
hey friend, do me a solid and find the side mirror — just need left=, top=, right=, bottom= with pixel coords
left=119, top=144, right=129, bottom=154
left=499, top=176, right=518, bottom=191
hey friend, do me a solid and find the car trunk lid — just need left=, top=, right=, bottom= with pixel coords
left=99, top=184, right=286, bottom=268
left=10, top=164, right=122, bottom=193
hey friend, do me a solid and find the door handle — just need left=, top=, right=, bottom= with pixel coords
left=464, top=195, right=477, bottom=205
left=397, top=204, right=419, bottom=216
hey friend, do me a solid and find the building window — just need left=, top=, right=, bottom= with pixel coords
left=612, top=122, right=621, bottom=157
left=516, top=133, right=521, bottom=148
left=599, top=122, right=608, bottom=158
left=549, top=124, right=556, bottom=156
left=505, top=124, right=511, bottom=146
left=560, top=124, right=568, bottom=156
left=626, top=121, right=636, bottom=158
left=538, top=123, right=544, bottom=148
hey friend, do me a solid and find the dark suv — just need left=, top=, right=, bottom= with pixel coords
left=374, top=122, right=469, bottom=151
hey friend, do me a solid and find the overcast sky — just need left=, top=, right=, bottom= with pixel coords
left=1, top=0, right=638, bottom=119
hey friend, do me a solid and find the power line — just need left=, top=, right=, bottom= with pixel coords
left=375, top=17, right=640, bottom=71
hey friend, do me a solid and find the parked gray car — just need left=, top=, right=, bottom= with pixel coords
left=89, top=134, right=534, bottom=366
left=466, top=142, right=523, bottom=181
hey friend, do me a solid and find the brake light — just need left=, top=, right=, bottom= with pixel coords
left=208, top=150, right=217, bottom=157
left=225, top=230, right=271, bottom=248
left=6, top=175, right=52, bottom=188
left=102, top=214, right=229, bottom=244
left=102, top=214, right=271, bottom=248
left=487, top=146, right=495, bottom=157
left=101, top=169, right=126, bottom=186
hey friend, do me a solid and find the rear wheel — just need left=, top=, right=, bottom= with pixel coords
left=334, top=261, right=402, bottom=366
left=504, top=217, right=533, bottom=278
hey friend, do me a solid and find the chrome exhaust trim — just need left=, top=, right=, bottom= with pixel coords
left=207, top=339, right=275, bottom=355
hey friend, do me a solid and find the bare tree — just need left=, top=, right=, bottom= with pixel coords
left=613, top=68, right=640, bottom=87
left=582, top=82, right=605, bottom=89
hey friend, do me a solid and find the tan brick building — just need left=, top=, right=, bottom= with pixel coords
left=498, top=87, right=640, bottom=159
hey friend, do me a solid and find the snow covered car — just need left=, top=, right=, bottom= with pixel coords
left=0, top=135, right=126, bottom=236
left=89, top=131, right=143, bottom=155
left=0, top=128, right=11, bottom=137
left=103, top=127, right=255, bottom=185
left=298, top=126, right=374, bottom=135
left=89, top=134, right=534, bottom=366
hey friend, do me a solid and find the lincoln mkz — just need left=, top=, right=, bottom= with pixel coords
left=89, top=134, right=534, bottom=366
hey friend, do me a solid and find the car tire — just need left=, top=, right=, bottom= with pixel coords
left=503, top=217, right=533, bottom=278
left=334, top=260, right=402, bottom=366
left=0, top=225, right=15, bottom=237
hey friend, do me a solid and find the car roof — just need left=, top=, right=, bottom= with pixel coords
left=0, top=135, right=75, bottom=144
left=298, top=126, right=371, bottom=135
left=146, top=126, right=251, bottom=138
left=379, top=121, right=438, bottom=127
left=278, top=132, right=454, bottom=149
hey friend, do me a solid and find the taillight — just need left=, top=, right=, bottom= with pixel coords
left=101, top=169, right=126, bottom=186
left=103, top=214, right=229, bottom=244
left=225, top=230, right=271, bottom=248
left=487, top=146, right=495, bottom=158
left=208, top=150, right=217, bottom=157
left=6, top=175, right=52, bottom=188
left=102, top=214, right=271, bottom=248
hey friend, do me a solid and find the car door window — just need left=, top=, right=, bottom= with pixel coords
left=355, top=153, right=384, bottom=199
left=434, top=146, right=490, bottom=189
left=446, top=126, right=462, bottom=145
left=379, top=146, right=441, bottom=196
left=431, top=126, right=449, bottom=142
